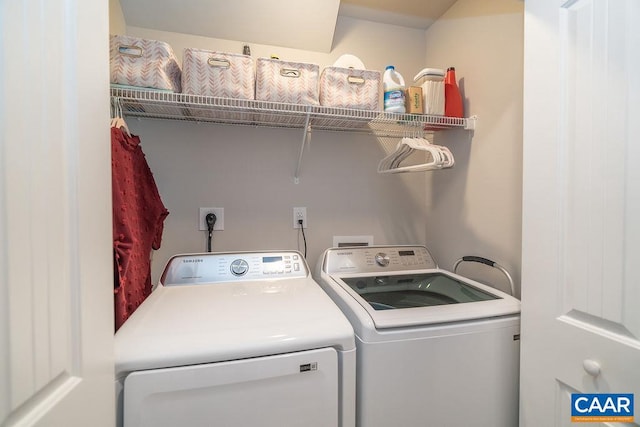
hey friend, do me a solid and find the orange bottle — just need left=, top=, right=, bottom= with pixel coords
left=444, top=67, right=463, bottom=118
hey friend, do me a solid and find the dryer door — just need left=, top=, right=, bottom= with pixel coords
left=122, top=348, right=338, bottom=427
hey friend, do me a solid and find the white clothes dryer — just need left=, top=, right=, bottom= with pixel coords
left=115, top=250, right=356, bottom=427
left=315, top=245, right=520, bottom=427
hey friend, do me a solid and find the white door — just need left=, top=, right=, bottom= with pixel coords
left=0, top=0, right=114, bottom=426
left=521, top=1, right=640, bottom=426
left=123, top=348, right=339, bottom=427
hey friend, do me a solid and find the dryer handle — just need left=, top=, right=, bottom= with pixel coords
left=453, top=256, right=516, bottom=297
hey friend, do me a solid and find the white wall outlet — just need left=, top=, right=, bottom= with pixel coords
left=293, top=207, right=307, bottom=229
left=199, top=207, right=224, bottom=231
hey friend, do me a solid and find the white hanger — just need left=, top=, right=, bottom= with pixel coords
left=377, top=134, right=455, bottom=174
left=110, top=97, right=131, bottom=136
left=409, top=137, right=455, bottom=168
left=378, top=138, right=414, bottom=173
left=405, top=137, right=444, bottom=166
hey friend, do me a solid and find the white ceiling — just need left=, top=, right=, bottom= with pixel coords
left=340, top=0, right=457, bottom=29
left=119, top=0, right=458, bottom=52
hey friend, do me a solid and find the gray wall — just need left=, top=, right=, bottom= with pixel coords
left=130, top=120, right=428, bottom=282
left=423, top=0, right=524, bottom=295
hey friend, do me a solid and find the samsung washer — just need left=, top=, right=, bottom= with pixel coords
left=315, top=245, right=521, bottom=427
left=115, top=250, right=356, bottom=427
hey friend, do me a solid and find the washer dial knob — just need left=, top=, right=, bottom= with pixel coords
left=230, top=259, right=249, bottom=276
left=375, top=253, right=390, bottom=267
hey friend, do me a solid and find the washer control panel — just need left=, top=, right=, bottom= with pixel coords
left=323, top=245, right=437, bottom=274
left=161, top=251, right=307, bottom=286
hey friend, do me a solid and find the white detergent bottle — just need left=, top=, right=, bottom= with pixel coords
left=383, top=65, right=406, bottom=114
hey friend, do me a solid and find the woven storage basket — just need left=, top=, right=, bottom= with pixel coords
left=319, top=67, right=381, bottom=110
left=182, top=48, right=255, bottom=99
left=255, top=58, right=319, bottom=105
left=109, top=35, right=181, bottom=92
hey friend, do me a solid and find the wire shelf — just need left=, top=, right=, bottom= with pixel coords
left=110, top=88, right=474, bottom=137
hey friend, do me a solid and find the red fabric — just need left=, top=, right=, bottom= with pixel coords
left=112, top=127, right=169, bottom=331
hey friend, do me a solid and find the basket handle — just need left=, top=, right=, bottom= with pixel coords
left=347, top=75, right=365, bottom=85
left=208, top=57, right=231, bottom=68
left=118, top=45, right=143, bottom=58
left=280, top=68, right=300, bottom=78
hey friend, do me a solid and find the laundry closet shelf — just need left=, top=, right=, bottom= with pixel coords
left=110, top=88, right=474, bottom=138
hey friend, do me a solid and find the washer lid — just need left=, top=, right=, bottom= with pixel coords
left=331, top=270, right=520, bottom=329
left=342, top=272, right=499, bottom=310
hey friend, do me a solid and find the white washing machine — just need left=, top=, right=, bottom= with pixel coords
left=315, top=245, right=521, bottom=427
left=115, top=250, right=356, bottom=427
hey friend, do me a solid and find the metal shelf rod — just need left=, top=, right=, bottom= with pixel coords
left=294, top=111, right=312, bottom=184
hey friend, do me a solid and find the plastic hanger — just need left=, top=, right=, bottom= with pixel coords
left=410, top=137, right=455, bottom=168
left=378, top=138, right=412, bottom=172
left=377, top=135, right=455, bottom=174
left=110, top=97, right=131, bottom=136
left=111, top=117, right=131, bottom=136
left=405, top=137, right=444, bottom=166
left=390, top=138, right=414, bottom=168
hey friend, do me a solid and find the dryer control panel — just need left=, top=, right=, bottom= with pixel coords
left=161, top=251, right=308, bottom=286
left=323, top=245, right=437, bottom=274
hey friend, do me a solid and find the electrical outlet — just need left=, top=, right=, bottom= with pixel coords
left=199, top=207, right=224, bottom=231
left=293, top=207, right=307, bottom=229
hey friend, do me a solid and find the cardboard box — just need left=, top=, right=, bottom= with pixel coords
left=405, top=86, right=423, bottom=114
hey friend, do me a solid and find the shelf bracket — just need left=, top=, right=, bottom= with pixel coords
left=294, top=111, right=312, bottom=184
left=464, top=115, right=478, bottom=131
